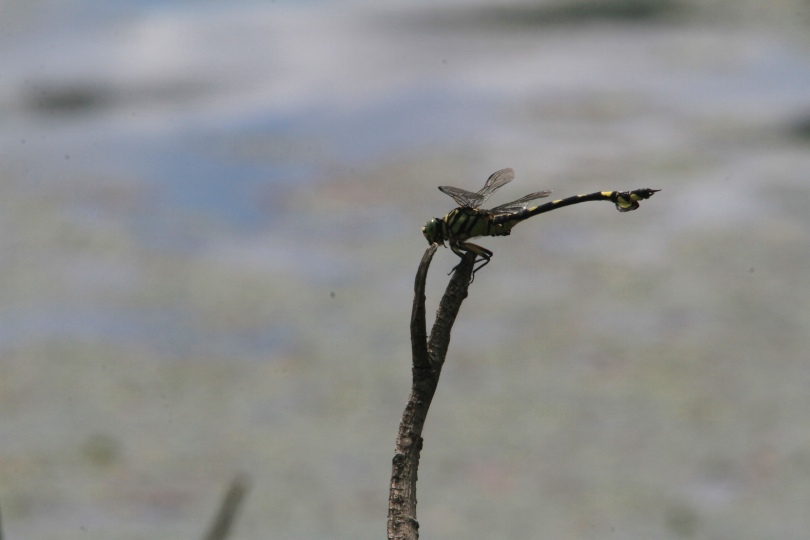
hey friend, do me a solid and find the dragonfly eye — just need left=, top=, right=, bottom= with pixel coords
left=422, top=219, right=441, bottom=244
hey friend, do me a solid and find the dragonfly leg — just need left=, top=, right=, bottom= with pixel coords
left=464, top=242, right=493, bottom=280
left=446, top=242, right=467, bottom=276
left=446, top=242, right=492, bottom=282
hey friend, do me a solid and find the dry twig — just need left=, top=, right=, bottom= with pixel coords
left=387, top=247, right=477, bottom=540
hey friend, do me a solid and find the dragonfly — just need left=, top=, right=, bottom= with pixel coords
left=421, top=168, right=659, bottom=276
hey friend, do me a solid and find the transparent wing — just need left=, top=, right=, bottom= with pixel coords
left=476, top=168, right=515, bottom=203
left=438, top=168, right=516, bottom=209
left=438, top=185, right=485, bottom=208
left=489, top=190, right=553, bottom=215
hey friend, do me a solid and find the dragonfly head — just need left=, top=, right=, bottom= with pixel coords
left=422, top=218, right=445, bottom=247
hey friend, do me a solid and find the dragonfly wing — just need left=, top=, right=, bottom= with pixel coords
left=475, top=168, right=515, bottom=207
left=438, top=185, right=485, bottom=208
left=489, top=190, right=553, bottom=215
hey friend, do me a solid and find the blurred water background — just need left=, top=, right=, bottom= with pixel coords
left=2, top=0, right=810, bottom=538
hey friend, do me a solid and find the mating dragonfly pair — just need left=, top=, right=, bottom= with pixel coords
left=422, top=168, right=659, bottom=276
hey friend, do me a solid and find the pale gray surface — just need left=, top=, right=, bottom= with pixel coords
left=1, top=1, right=810, bottom=538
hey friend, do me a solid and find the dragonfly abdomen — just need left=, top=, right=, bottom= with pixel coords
left=492, top=189, right=659, bottom=226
